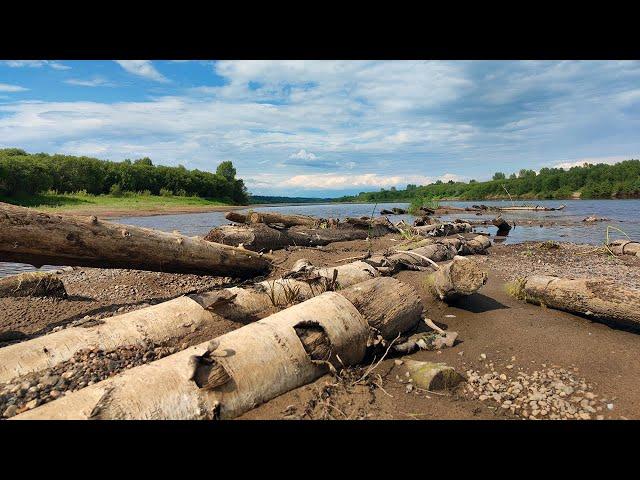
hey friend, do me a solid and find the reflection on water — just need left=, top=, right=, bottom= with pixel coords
left=2, top=199, right=639, bottom=278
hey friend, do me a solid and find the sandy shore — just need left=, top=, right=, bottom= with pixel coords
left=44, top=203, right=247, bottom=219
left=2, top=235, right=639, bottom=420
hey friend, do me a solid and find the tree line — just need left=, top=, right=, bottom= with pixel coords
left=338, top=160, right=640, bottom=203
left=0, top=148, right=249, bottom=204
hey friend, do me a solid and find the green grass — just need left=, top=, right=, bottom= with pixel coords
left=0, top=192, right=232, bottom=214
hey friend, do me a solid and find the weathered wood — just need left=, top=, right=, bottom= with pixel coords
left=608, top=240, right=640, bottom=257
left=431, top=256, right=488, bottom=301
left=15, top=278, right=422, bottom=420
left=0, top=259, right=377, bottom=385
left=521, top=275, right=640, bottom=330
left=224, top=211, right=248, bottom=224
left=0, top=271, right=67, bottom=298
left=248, top=211, right=318, bottom=227
left=412, top=222, right=472, bottom=237
left=0, top=202, right=271, bottom=278
left=405, top=360, right=466, bottom=391
left=204, top=221, right=393, bottom=252
left=339, top=277, right=423, bottom=339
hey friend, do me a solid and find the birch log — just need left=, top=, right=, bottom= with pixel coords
left=15, top=277, right=422, bottom=420
left=521, top=275, right=640, bottom=329
left=0, top=259, right=377, bottom=385
left=0, top=202, right=271, bottom=278
left=431, top=255, right=488, bottom=301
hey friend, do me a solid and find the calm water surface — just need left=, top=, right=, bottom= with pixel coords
left=2, top=199, right=638, bottom=277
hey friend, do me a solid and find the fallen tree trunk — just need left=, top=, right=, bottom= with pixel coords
left=0, top=259, right=377, bottom=385
left=224, top=211, right=249, bottom=224
left=15, top=277, right=422, bottom=420
left=608, top=240, right=640, bottom=257
left=248, top=211, right=319, bottom=228
left=196, top=259, right=378, bottom=321
left=204, top=221, right=392, bottom=252
left=0, top=202, right=271, bottom=278
left=0, top=271, right=67, bottom=298
left=431, top=255, right=488, bottom=301
left=412, top=222, right=472, bottom=237
left=520, top=275, right=640, bottom=330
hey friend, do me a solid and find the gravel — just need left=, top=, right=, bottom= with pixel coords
left=0, top=341, right=179, bottom=418
left=464, top=359, right=614, bottom=420
left=477, top=242, right=640, bottom=290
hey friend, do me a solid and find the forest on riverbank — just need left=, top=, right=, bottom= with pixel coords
left=338, top=160, right=640, bottom=203
left=0, top=148, right=248, bottom=205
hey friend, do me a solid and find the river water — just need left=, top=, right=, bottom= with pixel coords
left=2, top=199, right=638, bottom=278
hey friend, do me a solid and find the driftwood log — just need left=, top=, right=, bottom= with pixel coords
left=608, top=240, right=640, bottom=257
left=412, top=222, right=472, bottom=237
left=0, top=259, right=377, bottom=385
left=0, top=202, right=271, bottom=278
left=431, top=256, right=488, bottom=301
left=15, top=277, right=422, bottom=420
left=248, top=211, right=319, bottom=228
left=205, top=217, right=395, bottom=252
left=521, top=275, right=640, bottom=330
left=0, top=271, right=67, bottom=298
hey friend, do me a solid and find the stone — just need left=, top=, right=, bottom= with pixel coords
left=3, top=404, right=18, bottom=418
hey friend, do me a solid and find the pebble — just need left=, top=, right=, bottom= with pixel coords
left=464, top=362, right=603, bottom=421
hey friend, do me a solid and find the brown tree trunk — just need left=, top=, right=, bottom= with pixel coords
left=224, top=211, right=248, bottom=224
left=0, top=202, right=271, bottom=278
left=204, top=222, right=392, bottom=252
left=521, top=275, right=640, bottom=329
left=248, top=211, right=319, bottom=227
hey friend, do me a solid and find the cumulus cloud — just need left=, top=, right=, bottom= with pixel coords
left=2, top=60, right=640, bottom=195
left=0, top=83, right=28, bottom=92
left=115, top=61, right=169, bottom=83
left=289, top=149, right=317, bottom=160
left=281, top=173, right=458, bottom=190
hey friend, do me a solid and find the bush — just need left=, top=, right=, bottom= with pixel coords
left=160, top=187, right=173, bottom=197
left=109, top=184, right=123, bottom=197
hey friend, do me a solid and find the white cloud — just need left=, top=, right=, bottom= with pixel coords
left=289, top=149, right=317, bottom=160
left=0, top=83, right=28, bottom=92
left=553, top=156, right=636, bottom=170
left=115, top=61, right=169, bottom=83
left=64, top=76, right=115, bottom=87
left=3, top=60, right=70, bottom=70
left=282, top=173, right=455, bottom=190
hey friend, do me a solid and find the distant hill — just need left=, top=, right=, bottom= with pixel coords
left=249, top=195, right=334, bottom=204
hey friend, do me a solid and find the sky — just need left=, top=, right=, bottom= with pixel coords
left=1, top=60, right=639, bottom=197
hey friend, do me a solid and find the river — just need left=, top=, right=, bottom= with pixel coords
left=2, top=199, right=638, bottom=278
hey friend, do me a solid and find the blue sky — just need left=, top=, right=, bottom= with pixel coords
left=1, top=60, right=639, bottom=197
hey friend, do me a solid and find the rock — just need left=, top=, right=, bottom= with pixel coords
left=25, top=399, right=39, bottom=410
left=3, top=404, right=18, bottom=418
left=394, top=359, right=404, bottom=366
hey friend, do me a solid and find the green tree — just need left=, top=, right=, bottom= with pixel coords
left=216, top=161, right=237, bottom=182
left=492, top=172, right=506, bottom=180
